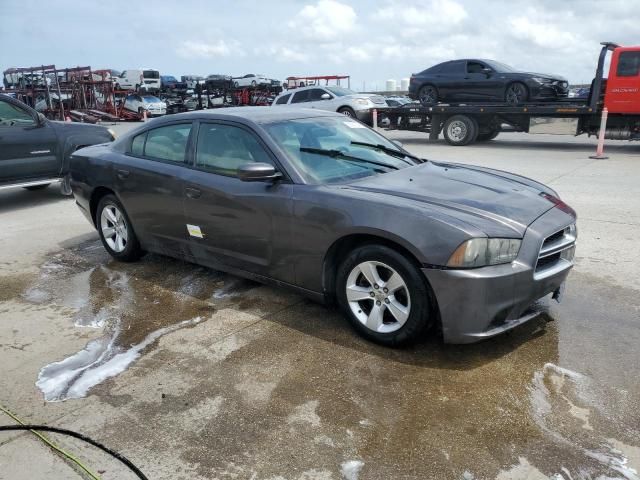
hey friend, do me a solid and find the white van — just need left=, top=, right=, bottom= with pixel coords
left=114, top=69, right=161, bottom=92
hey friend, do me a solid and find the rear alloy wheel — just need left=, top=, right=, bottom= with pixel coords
left=443, top=115, right=478, bottom=146
left=338, top=107, right=356, bottom=118
left=96, top=194, right=143, bottom=262
left=336, top=245, right=433, bottom=346
left=418, top=85, right=438, bottom=105
left=505, top=82, right=528, bottom=105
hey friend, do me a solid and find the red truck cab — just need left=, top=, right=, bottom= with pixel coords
left=605, top=46, right=640, bottom=114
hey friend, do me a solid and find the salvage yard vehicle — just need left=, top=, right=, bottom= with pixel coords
left=69, top=108, right=576, bottom=346
left=123, top=94, right=167, bottom=117
left=272, top=85, right=388, bottom=125
left=409, top=59, right=569, bottom=106
left=384, top=42, right=640, bottom=145
left=0, top=93, right=115, bottom=193
left=115, top=69, right=161, bottom=93
left=233, top=74, right=272, bottom=88
left=160, top=75, right=188, bottom=93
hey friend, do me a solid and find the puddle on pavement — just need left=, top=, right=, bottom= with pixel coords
left=10, top=239, right=258, bottom=401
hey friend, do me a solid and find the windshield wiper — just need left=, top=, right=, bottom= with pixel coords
left=300, top=147, right=399, bottom=171
left=350, top=141, right=423, bottom=164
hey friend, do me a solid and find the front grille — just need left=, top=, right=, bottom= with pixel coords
left=534, top=224, right=576, bottom=280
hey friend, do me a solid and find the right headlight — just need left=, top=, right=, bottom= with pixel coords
left=447, top=238, right=522, bottom=268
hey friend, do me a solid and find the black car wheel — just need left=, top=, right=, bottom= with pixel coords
left=338, top=107, right=356, bottom=118
left=442, top=115, right=478, bottom=146
left=251, top=80, right=257, bottom=87
left=418, top=85, right=438, bottom=105
left=96, top=194, right=143, bottom=262
left=505, top=82, right=528, bottom=105
left=336, top=245, right=434, bottom=346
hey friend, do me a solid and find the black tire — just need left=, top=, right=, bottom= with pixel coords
left=442, top=115, right=478, bottom=146
left=336, top=245, right=434, bottom=346
left=338, top=106, right=357, bottom=118
left=24, top=184, right=50, bottom=191
left=476, top=130, right=500, bottom=141
left=234, top=81, right=239, bottom=88
left=115, top=83, right=121, bottom=91
left=251, top=80, right=257, bottom=87
left=418, top=84, right=438, bottom=105
left=96, top=194, right=143, bottom=262
left=505, top=82, right=528, bottom=105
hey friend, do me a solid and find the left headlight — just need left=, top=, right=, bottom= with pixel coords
left=532, top=77, right=553, bottom=84
left=107, top=128, right=117, bottom=140
left=447, top=238, right=522, bottom=268
left=354, top=98, right=372, bottom=106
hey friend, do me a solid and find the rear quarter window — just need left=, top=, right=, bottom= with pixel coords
left=130, top=132, right=146, bottom=156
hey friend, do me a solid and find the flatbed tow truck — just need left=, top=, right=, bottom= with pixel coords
left=378, top=42, right=640, bottom=146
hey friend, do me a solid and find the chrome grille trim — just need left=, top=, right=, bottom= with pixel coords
left=534, top=224, right=576, bottom=280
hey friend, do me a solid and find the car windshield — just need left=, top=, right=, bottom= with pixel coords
left=264, top=116, right=418, bottom=184
left=142, top=96, right=160, bottom=103
left=143, top=70, right=159, bottom=79
left=325, top=87, right=356, bottom=97
left=485, top=60, right=517, bottom=73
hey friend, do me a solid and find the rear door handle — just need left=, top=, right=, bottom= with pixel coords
left=116, top=169, right=130, bottom=179
left=185, top=187, right=201, bottom=199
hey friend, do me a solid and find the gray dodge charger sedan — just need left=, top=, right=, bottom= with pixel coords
left=69, top=108, right=576, bottom=346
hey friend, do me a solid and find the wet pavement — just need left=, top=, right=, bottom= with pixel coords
left=0, top=131, right=639, bottom=479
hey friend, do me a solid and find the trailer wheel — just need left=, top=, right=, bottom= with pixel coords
left=477, top=130, right=500, bottom=141
left=443, top=115, right=478, bottom=146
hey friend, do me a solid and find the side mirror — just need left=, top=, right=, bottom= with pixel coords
left=237, top=162, right=282, bottom=182
left=392, top=140, right=403, bottom=148
left=320, top=93, right=331, bottom=100
left=37, top=112, right=47, bottom=125
left=482, top=68, right=493, bottom=76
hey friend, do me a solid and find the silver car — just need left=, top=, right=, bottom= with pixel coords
left=272, top=86, right=387, bottom=124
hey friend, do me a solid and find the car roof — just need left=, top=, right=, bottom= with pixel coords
left=145, top=107, right=341, bottom=125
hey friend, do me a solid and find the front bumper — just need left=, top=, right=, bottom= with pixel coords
left=423, top=207, right=576, bottom=344
left=530, top=81, right=569, bottom=100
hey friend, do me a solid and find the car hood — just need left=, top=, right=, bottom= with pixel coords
left=518, top=72, right=567, bottom=81
left=344, top=161, right=561, bottom=236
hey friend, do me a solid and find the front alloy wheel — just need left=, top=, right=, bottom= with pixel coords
left=505, top=83, right=528, bottom=105
left=336, top=245, right=434, bottom=346
left=346, top=261, right=411, bottom=333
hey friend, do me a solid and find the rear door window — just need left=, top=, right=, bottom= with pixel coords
left=307, top=89, right=329, bottom=101
left=276, top=93, right=291, bottom=105
left=467, top=61, right=486, bottom=74
left=136, top=123, right=192, bottom=163
left=617, top=52, right=640, bottom=77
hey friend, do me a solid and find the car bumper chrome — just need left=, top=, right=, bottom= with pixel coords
left=422, top=206, right=576, bottom=344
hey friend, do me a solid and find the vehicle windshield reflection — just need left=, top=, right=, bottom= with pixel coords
left=265, top=117, right=418, bottom=184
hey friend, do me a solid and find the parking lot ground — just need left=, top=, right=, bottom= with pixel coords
left=1, top=127, right=639, bottom=479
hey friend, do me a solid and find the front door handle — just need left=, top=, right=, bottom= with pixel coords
left=116, top=169, right=130, bottom=179
left=185, top=187, right=201, bottom=199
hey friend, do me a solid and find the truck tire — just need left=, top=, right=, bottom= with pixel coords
left=443, top=115, right=478, bottom=146
left=477, top=130, right=500, bottom=141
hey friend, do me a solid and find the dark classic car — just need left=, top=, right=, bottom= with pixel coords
left=409, top=59, right=569, bottom=105
left=0, top=93, right=115, bottom=193
left=69, top=108, right=576, bottom=346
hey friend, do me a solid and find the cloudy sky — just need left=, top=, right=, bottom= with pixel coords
left=1, top=0, right=638, bottom=90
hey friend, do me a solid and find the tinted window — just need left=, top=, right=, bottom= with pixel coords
left=196, top=123, right=273, bottom=177
left=131, top=132, right=146, bottom=156
left=291, top=90, right=309, bottom=103
left=442, top=61, right=464, bottom=74
left=308, top=89, right=329, bottom=101
left=617, top=52, right=640, bottom=77
left=143, top=70, right=159, bottom=79
left=467, top=61, right=486, bottom=74
left=0, top=100, right=35, bottom=126
left=276, top=93, right=291, bottom=105
left=143, top=123, right=192, bottom=162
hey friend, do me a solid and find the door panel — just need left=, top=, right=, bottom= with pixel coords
left=0, top=100, right=59, bottom=183
left=183, top=122, right=294, bottom=282
left=113, top=123, right=193, bottom=257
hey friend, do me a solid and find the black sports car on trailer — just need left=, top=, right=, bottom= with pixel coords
left=409, top=59, right=569, bottom=106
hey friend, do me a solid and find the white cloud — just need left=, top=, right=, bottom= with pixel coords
left=508, top=15, right=580, bottom=50
left=177, top=39, right=243, bottom=59
left=288, top=0, right=357, bottom=41
left=374, top=0, right=467, bottom=27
